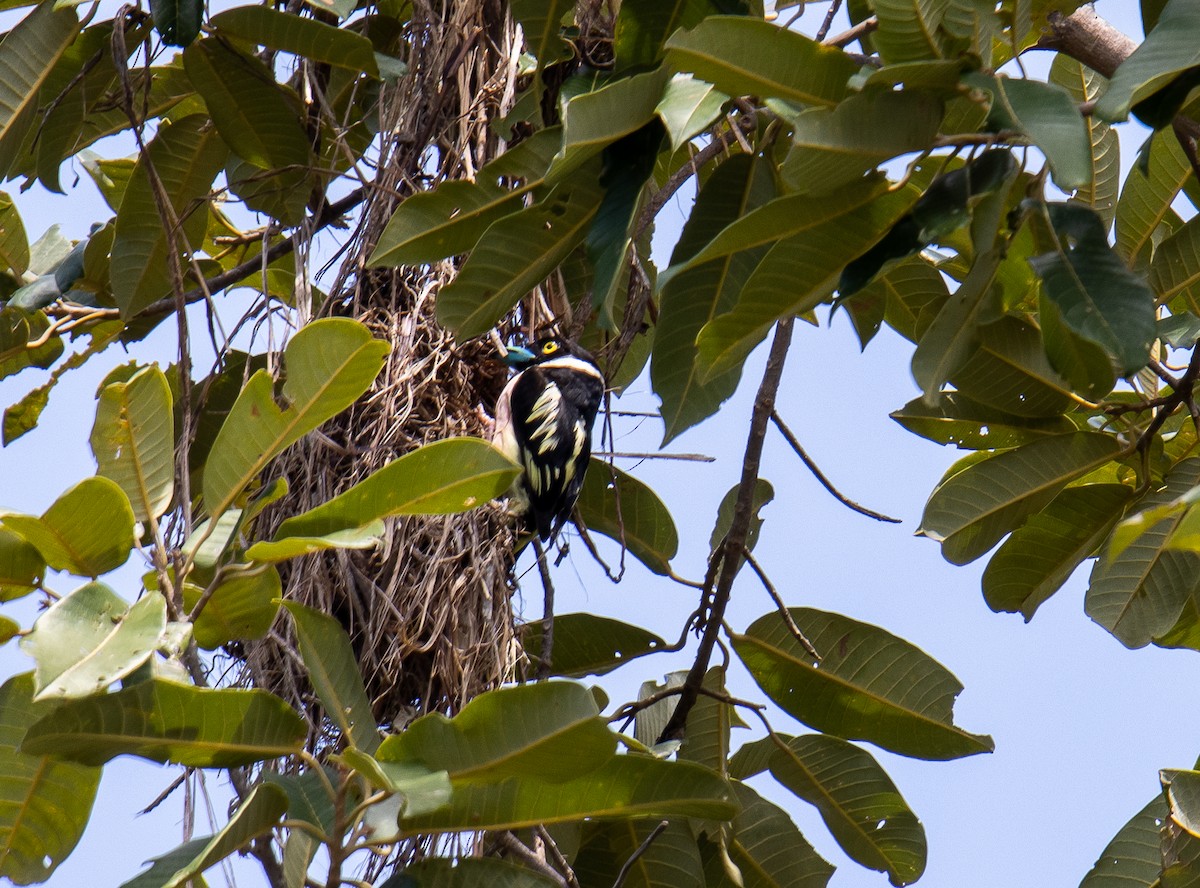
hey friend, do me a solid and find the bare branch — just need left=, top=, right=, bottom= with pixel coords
left=613, top=823, right=669, bottom=888
left=815, top=0, right=844, bottom=43
left=533, top=539, right=556, bottom=681
left=824, top=15, right=877, bottom=48
left=741, top=547, right=820, bottom=659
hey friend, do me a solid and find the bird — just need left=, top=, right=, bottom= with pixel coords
left=492, top=335, right=605, bottom=542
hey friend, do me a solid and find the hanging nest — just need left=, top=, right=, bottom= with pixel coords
left=240, top=0, right=536, bottom=742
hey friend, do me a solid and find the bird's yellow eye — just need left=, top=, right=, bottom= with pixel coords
left=542, top=341, right=559, bottom=355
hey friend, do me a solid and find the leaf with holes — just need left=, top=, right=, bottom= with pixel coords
left=522, top=613, right=667, bottom=678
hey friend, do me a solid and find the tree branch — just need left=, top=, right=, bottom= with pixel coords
left=656, top=318, right=795, bottom=744
left=612, top=822, right=669, bottom=888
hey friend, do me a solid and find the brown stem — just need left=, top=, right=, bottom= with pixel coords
left=612, top=822, right=669, bottom=888
left=532, top=539, right=555, bottom=681
left=824, top=15, right=877, bottom=48
left=815, top=0, right=844, bottom=43
left=741, top=547, right=821, bottom=659
left=656, top=318, right=795, bottom=744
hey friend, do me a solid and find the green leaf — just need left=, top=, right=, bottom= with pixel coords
left=0, top=673, right=100, bottom=885
left=732, top=607, right=994, bottom=760
left=1116, top=130, right=1196, bottom=269
left=719, top=782, right=835, bottom=888
left=400, top=754, right=736, bottom=834
left=1027, top=202, right=1157, bottom=375
left=0, top=307, right=64, bottom=383
left=574, top=819, right=704, bottom=888
left=0, top=616, right=16, bottom=645
left=342, top=752, right=452, bottom=818
left=664, top=16, right=858, bottom=107
left=614, top=0, right=725, bottom=70
left=390, top=859, right=562, bottom=888
left=436, top=175, right=604, bottom=338
left=0, top=192, right=28, bottom=274
left=149, top=0, right=201, bottom=46
left=575, top=458, right=679, bottom=575
left=697, top=182, right=918, bottom=379
left=1050, top=55, right=1120, bottom=227
left=368, top=128, right=562, bottom=267
left=1038, top=288, right=1118, bottom=401
left=0, top=3, right=81, bottom=180
left=1168, top=770, right=1200, bottom=839
left=2, top=476, right=135, bottom=577
left=510, top=0, right=572, bottom=69
left=272, top=437, right=517, bottom=540
left=1153, top=216, right=1200, bottom=312
left=652, top=154, right=775, bottom=443
left=203, top=318, right=389, bottom=521
left=0, top=527, right=43, bottom=601
left=919, top=431, right=1122, bottom=565
left=119, top=784, right=288, bottom=888
left=967, top=73, right=1092, bottom=191
left=110, top=114, right=228, bottom=317
left=891, top=392, right=1074, bottom=450
left=769, top=734, right=925, bottom=885
left=1160, top=311, right=1200, bottom=347
left=678, top=666, right=737, bottom=775
left=982, top=483, right=1132, bottom=620
left=1086, top=458, right=1200, bottom=648
left=1094, top=0, right=1200, bottom=122
left=1079, top=795, right=1167, bottom=888
left=246, top=521, right=384, bottom=562
left=949, top=316, right=1076, bottom=418
left=781, top=89, right=943, bottom=195
left=522, top=613, right=667, bottom=678
left=210, top=7, right=379, bottom=74
left=282, top=601, right=380, bottom=754
left=90, top=364, right=174, bottom=522
left=20, top=582, right=165, bottom=700
left=186, top=566, right=281, bottom=650
left=656, top=73, right=728, bottom=151
left=21, top=679, right=307, bottom=767
left=709, top=478, right=775, bottom=558
left=378, top=682, right=614, bottom=784
left=871, top=0, right=945, bottom=62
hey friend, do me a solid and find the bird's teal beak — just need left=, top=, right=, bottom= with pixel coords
left=501, top=345, right=536, bottom=366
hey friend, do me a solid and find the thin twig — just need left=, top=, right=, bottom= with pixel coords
left=493, top=832, right=569, bottom=888
left=613, top=822, right=669, bottom=888
left=823, top=15, right=877, bottom=47
left=770, top=410, right=902, bottom=523
left=593, top=451, right=715, bottom=462
left=139, top=770, right=188, bottom=815
left=536, top=825, right=583, bottom=888
left=741, top=547, right=820, bottom=659
left=815, top=0, right=843, bottom=42
left=533, top=539, right=555, bottom=681
left=657, top=319, right=796, bottom=744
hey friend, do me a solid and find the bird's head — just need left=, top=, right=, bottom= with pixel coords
left=501, top=336, right=596, bottom=369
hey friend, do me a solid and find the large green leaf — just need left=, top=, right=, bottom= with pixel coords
left=245, top=522, right=383, bottom=562
left=21, top=680, right=307, bottom=767
left=522, top=613, right=667, bottom=678
left=184, top=39, right=311, bottom=172
left=1037, top=288, right=1118, bottom=401
left=1094, top=0, right=1200, bottom=122
left=949, top=316, right=1076, bottom=418
left=90, top=364, right=174, bottom=522
left=203, top=318, right=389, bottom=520
left=733, top=608, right=993, bottom=760
left=1086, top=458, right=1200, bottom=648
left=891, top=392, right=1074, bottom=450
left=368, top=128, right=562, bottom=267
left=614, top=0, right=724, bottom=69
left=0, top=673, right=100, bottom=886
left=919, top=431, right=1122, bottom=565
left=575, top=458, right=679, bottom=575
left=1152, top=215, right=1200, bottom=312
left=282, top=601, right=379, bottom=754
left=378, top=682, right=614, bottom=783
left=388, top=858, right=561, bottom=888
left=0, top=528, right=43, bottom=601
left=271, top=437, right=518, bottom=541
left=149, top=0, right=202, bottom=46
left=436, top=175, right=604, bottom=338
left=574, top=819, right=704, bottom=888
left=185, top=566, right=281, bottom=649
left=871, top=0, right=945, bottom=63
left=2, top=476, right=135, bottom=578
left=119, top=784, right=288, bottom=888
left=0, top=3, right=80, bottom=180
left=110, top=114, right=228, bottom=316
left=718, top=782, right=835, bottom=888
left=982, top=483, right=1132, bottom=620
left=696, top=183, right=918, bottom=378
left=1079, top=796, right=1167, bottom=888
left=510, top=0, right=573, bottom=69
left=400, top=754, right=736, bottom=833
left=20, top=582, right=165, bottom=700
left=769, top=734, right=925, bottom=885
left=781, top=89, right=943, bottom=195
left=1050, top=55, right=1120, bottom=227
left=210, top=7, right=379, bottom=74
left=1116, top=130, right=1196, bottom=269
left=1027, top=202, right=1157, bottom=375
left=664, top=16, right=858, bottom=107
left=652, top=154, right=775, bottom=443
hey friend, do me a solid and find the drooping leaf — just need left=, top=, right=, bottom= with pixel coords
left=664, top=16, right=858, bottom=107
left=1078, top=795, right=1168, bottom=888
left=890, top=392, right=1074, bottom=450
left=400, top=754, right=736, bottom=833
left=0, top=528, right=43, bottom=601
left=0, top=192, right=28, bottom=275
left=377, top=682, right=614, bottom=784
left=149, top=0, right=202, bottom=46
left=768, top=734, right=926, bottom=885
left=185, top=565, right=281, bottom=650
left=272, top=437, right=517, bottom=540
left=210, top=7, right=379, bottom=74
left=2, top=475, right=135, bottom=578
left=1050, top=55, right=1120, bottom=227
left=110, top=114, right=228, bottom=317
left=90, top=364, right=174, bottom=522
left=1094, top=0, right=1200, bottom=123
left=575, top=458, right=679, bottom=575
left=522, top=613, right=667, bottom=678
left=919, top=431, right=1122, bottom=565
left=732, top=608, right=993, bottom=760
left=203, top=318, right=389, bottom=521
left=718, top=782, right=835, bottom=888
left=982, top=483, right=1132, bottom=620
left=20, top=582, right=165, bottom=700
left=282, top=601, right=380, bottom=754
left=436, top=175, right=604, bottom=338
left=0, top=673, right=100, bottom=885
left=656, top=73, right=728, bottom=151
left=22, top=680, right=307, bottom=767
left=1026, top=201, right=1157, bottom=375
left=1116, top=130, right=1196, bottom=269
